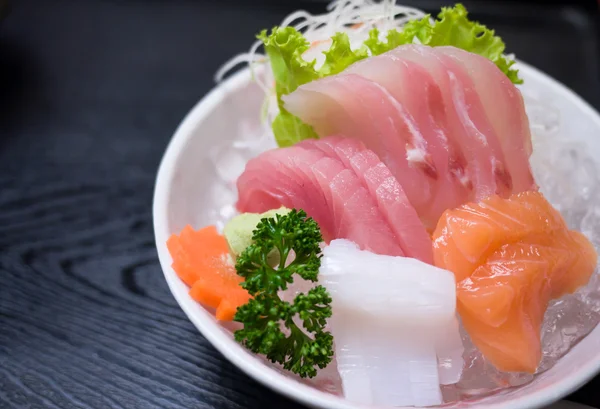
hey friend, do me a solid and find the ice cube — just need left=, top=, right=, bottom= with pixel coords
left=210, top=146, right=247, bottom=183
left=582, top=206, right=600, bottom=252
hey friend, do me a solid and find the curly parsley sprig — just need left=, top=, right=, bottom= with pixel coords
left=233, top=209, right=333, bottom=378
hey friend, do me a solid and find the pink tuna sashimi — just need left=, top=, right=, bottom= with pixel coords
left=312, top=156, right=404, bottom=256
left=236, top=139, right=405, bottom=256
left=435, top=46, right=535, bottom=192
left=299, top=137, right=433, bottom=263
left=299, top=136, right=367, bottom=161
left=388, top=44, right=510, bottom=201
left=345, top=54, right=470, bottom=227
left=282, top=73, right=436, bottom=224
left=237, top=147, right=334, bottom=234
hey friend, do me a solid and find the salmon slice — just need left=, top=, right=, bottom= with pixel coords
left=432, top=192, right=597, bottom=372
left=432, top=192, right=566, bottom=282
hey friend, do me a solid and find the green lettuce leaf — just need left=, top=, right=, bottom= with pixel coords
left=257, top=27, right=319, bottom=108
left=259, top=27, right=367, bottom=146
left=271, top=111, right=318, bottom=147
left=259, top=3, right=521, bottom=147
left=365, top=17, right=432, bottom=56
left=319, top=32, right=369, bottom=76
left=430, top=4, right=521, bottom=83
left=363, top=4, right=521, bottom=83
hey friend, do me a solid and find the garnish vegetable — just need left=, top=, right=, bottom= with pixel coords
left=167, top=225, right=250, bottom=321
left=365, top=4, right=520, bottom=83
left=259, top=3, right=521, bottom=147
left=233, top=209, right=334, bottom=378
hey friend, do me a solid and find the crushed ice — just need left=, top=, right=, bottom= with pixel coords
left=207, top=88, right=600, bottom=403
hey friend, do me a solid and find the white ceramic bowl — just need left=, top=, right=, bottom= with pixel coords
left=153, top=62, right=600, bottom=409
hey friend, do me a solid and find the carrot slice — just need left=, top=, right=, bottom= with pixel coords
left=214, top=285, right=251, bottom=321
left=167, top=225, right=250, bottom=321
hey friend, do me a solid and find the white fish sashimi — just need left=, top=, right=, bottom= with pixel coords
left=321, top=240, right=454, bottom=323
left=320, top=239, right=464, bottom=407
left=333, top=322, right=442, bottom=407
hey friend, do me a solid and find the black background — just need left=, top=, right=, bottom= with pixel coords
left=0, top=0, right=599, bottom=408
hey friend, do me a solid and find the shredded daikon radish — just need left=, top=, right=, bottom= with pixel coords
left=214, top=0, right=427, bottom=128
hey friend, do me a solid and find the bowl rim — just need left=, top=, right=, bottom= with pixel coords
left=153, top=61, right=600, bottom=409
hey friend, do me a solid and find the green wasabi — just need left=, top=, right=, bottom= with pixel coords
left=223, top=207, right=291, bottom=264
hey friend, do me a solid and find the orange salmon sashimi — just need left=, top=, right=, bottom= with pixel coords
left=433, top=192, right=567, bottom=282
left=432, top=191, right=597, bottom=373
left=167, top=225, right=250, bottom=321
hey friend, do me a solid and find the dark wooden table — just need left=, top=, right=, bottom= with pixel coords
left=0, top=1, right=599, bottom=408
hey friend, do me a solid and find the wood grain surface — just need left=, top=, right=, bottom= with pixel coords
left=0, top=1, right=598, bottom=408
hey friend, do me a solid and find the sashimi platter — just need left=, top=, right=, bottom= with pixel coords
left=158, top=1, right=600, bottom=407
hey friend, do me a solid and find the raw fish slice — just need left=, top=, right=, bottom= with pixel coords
left=321, top=240, right=455, bottom=321
left=346, top=53, right=469, bottom=227
left=283, top=73, right=434, bottom=215
left=236, top=139, right=404, bottom=256
left=238, top=147, right=333, bottom=234
left=458, top=233, right=596, bottom=373
left=432, top=191, right=598, bottom=373
left=299, top=137, right=432, bottom=263
left=432, top=191, right=566, bottom=281
left=389, top=44, right=500, bottom=200
left=433, top=50, right=513, bottom=197
left=320, top=239, right=463, bottom=407
left=240, top=153, right=333, bottom=235
left=311, top=156, right=404, bottom=256
left=250, top=161, right=313, bottom=211
left=299, top=135, right=366, bottom=159
left=237, top=154, right=331, bottom=243
left=349, top=151, right=432, bottom=263
left=550, top=231, right=597, bottom=294
left=275, top=152, right=334, bottom=230
left=436, top=46, right=534, bottom=168
left=240, top=145, right=401, bottom=255
left=332, top=322, right=442, bottom=407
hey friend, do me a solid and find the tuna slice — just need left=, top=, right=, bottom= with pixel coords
left=282, top=73, right=435, bottom=225
left=432, top=191, right=597, bottom=372
left=319, top=239, right=463, bottom=407
left=236, top=136, right=433, bottom=261
left=300, top=136, right=432, bottom=263
left=345, top=53, right=470, bottom=228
